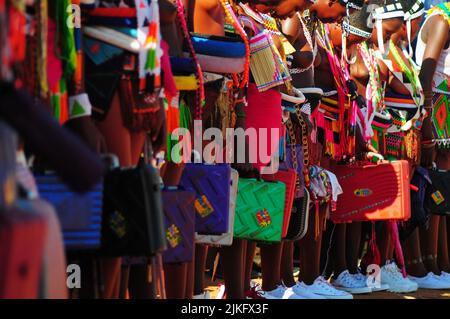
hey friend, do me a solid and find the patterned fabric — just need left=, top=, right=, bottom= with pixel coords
left=432, top=93, right=450, bottom=148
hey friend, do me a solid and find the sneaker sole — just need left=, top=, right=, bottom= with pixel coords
left=371, top=284, right=390, bottom=292
left=334, top=286, right=372, bottom=294
left=387, top=286, right=418, bottom=294
left=292, top=292, right=327, bottom=299
left=321, top=294, right=354, bottom=300
left=417, top=285, right=450, bottom=290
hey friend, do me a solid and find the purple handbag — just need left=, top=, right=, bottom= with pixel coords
left=162, top=187, right=196, bottom=264
left=180, top=164, right=231, bottom=235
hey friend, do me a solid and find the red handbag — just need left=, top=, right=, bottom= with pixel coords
left=331, top=161, right=411, bottom=223
left=262, top=169, right=297, bottom=238
left=0, top=208, right=47, bottom=299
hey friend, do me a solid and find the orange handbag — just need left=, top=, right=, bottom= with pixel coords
left=262, top=169, right=297, bottom=238
left=331, top=161, right=411, bottom=223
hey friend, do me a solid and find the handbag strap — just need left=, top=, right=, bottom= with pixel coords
left=176, top=0, right=205, bottom=120
left=219, top=0, right=250, bottom=89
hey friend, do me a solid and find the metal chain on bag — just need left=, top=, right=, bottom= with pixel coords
left=286, top=108, right=311, bottom=191
left=295, top=107, right=311, bottom=187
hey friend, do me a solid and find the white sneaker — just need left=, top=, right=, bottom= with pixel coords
left=257, top=285, right=306, bottom=299
left=332, top=270, right=372, bottom=294
left=288, top=282, right=327, bottom=299
left=354, top=272, right=389, bottom=292
left=216, top=285, right=226, bottom=299
left=303, top=276, right=353, bottom=299
left=438, top=271, right=450, bottom=284
left=408, top=272, right=450, bottom=290
left=380, top=261, right=418, bottom=293
left=193, top=291, right=211, bottom=299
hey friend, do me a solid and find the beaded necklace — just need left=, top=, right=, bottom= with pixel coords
left=428, top=3, right=450, bottom=26
left=238, top=3, right=281, bottom=36
left=219, top=0, right=250, bottom=90
left=316, top=24, right=356, bottom=160
left=358, top=42, right=385, bottom=139
left=176, top=0, right=204, bottom=120
left=289, top=12, right=316, bottom=75
left=388, top=41, right=423, bottom=108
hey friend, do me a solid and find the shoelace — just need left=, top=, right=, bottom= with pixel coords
left=339, top=272, right=357, bottom=287
left=386, top=263, right=403, bottom=280
left=316, top=278, right=339, bottom=293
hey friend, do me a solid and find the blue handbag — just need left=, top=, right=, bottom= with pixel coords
left=35, top=175, right=103, bottom=250
left=180, top=164, right=231, bottom=235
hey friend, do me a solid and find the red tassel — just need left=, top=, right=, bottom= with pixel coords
left=361, top=223, right=381, bottom=272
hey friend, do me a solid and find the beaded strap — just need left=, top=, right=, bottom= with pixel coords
left=176, top=0, right=204, bottom=120
left=219, top=0, right=250, bottom=89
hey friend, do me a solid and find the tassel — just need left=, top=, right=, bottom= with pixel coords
left=37, top=0, right=49, bottom=97
left=166, top=95, right=180, bottom=162
left=179, top=99, right=192, bottom=130
left=278, top=135, right=285, bottom=161
left=389, top=221, right=407, bottom=278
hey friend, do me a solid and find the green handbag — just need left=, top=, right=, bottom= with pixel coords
left=234, top=178, right=286, bottom=242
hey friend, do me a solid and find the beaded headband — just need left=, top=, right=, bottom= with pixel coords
left=339, top=0, right=364, bottom=11
left=342, top=22, right=372, bottom=39
left=373, top=3, right=404, bottom=55
left=404, top=0, right=425, bottom=21
left=373, top=3, right=404, bottom=20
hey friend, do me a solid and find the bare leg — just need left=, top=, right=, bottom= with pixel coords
left=404, top=228, right=428, bottom=277
left=419, top=215, right=441, bottom=275
left=119, top=265, right=130, bottom=299
left=436, top=151, right=450, bottom=273
left=298, top=205, right=327, bottom=284
left=221, top=239, right=246, bottom=299
left=330, top=223, right=347, bottom=277
left=346, top=222, right=362, bottom=274
left=281, top=241, right=296, bottom=287
left=128, top=265, right=153, bottom=299
left=185, top=259, right=195, bottom=299
left=194, top=244, right=209, bottom=295
left=438, top=216, right=450, bottom=273
left=163, top=263, right=188, bottom=299
left=260, top=243, right=283, bottom=291
left=378, top=222, right=392, bottom=266
left=244, top=241, right=257, bottom=292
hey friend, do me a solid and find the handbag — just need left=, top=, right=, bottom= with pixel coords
left=249, top=30, right=289, bottom=92
left=400, top=167, right=432, bottom=240
left=195, top=169, right=239, bottom=246
left=161, top=187, right=196, bottom=264
left=331, top=160, right=411, bottom=223
left=234, top=178, right=286, bottom=242
left=284, top=187, right=310, bottom=241
left=117, top=56, right=161, bottom=133
left=101, top=160, right=166, bottom=257
left=35, top=174, right=103, bottom=251
left=262, top=169, right=296, bottom=238
left=180, top=164, right=231, bottom=235
left=0, top=207, right=47, bottom=298
left=428, top=169, right=450, bottom=216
